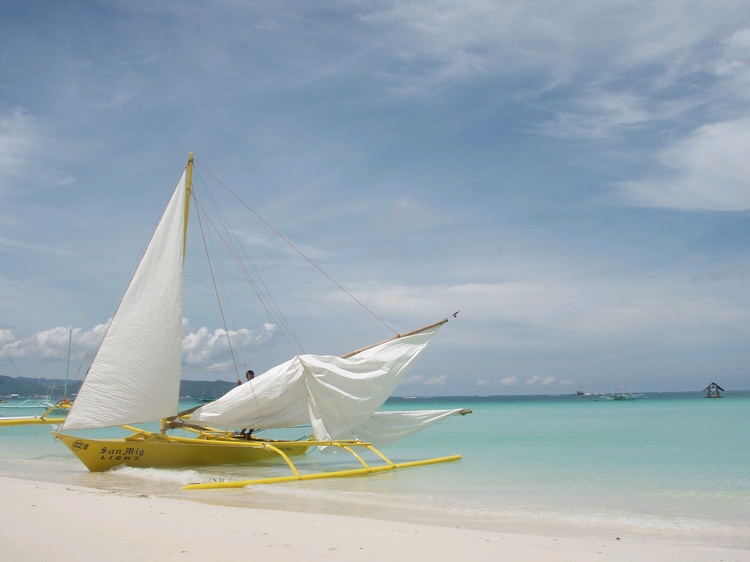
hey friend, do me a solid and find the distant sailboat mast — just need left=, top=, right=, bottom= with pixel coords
left=64, top=328, right=72, bottom=400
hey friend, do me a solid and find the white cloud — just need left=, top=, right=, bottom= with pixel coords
left=378, top=197, right=441, bottom=235
left=1, top=324, right=105, bottom=363
left=0, top=329, right=14, bottom=346
left=714, top=27, right=750, bottom=100
left=350, top=274, right=750, bottom=367
left=182, top=323, right=278, bottom=367
left=0, top=109, right=41, bottom=193
left=526, top=375, right=558, bottom=386
left=366, top=2, right=750, bottom=94
left=475, top=376, right=519, bottom=387
left=1, top=322, right=278, bottom=374
left=0, top=108, right=75, bottom=197
left=403, top=374, right=425, bottom=386
left=691, top=264, right=750, bottom=284
left=403, top=373, right=448, bottom=387
left=424, top=374, right=448, bottom=386
left=541, top=89, right=653, bottom=139
left=618, top=117, right=750, bottom=210
left=0, top=236, right=73, bottom=256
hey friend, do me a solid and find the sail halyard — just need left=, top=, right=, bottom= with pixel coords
left=61, top=159, right=192, bottom=431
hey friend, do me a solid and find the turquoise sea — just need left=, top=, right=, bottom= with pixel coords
left=1, top=391, right=748, bottom=546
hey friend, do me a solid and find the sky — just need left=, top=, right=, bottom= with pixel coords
left=1, top=1, right=750, bottom=396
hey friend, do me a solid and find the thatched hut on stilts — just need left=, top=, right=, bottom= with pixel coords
left=703, top=382, right=724, bottom=398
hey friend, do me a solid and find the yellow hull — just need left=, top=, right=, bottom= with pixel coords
left=53, top=431, right=311, bottom=472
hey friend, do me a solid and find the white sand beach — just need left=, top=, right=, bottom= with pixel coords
left=2, top=477, right=746, bottom=562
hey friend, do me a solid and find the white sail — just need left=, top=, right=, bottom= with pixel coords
left=334, top=409, right=466, bottom=447
left=62, top=171, right=188, bottom=430
left=188, top=325, right=443, bottom=440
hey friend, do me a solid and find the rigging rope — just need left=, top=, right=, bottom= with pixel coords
left=189, top=178, right=306, bottom=358
left=194, top=159, right=397, bottom=336
left=192, top=191, right=242, bottom=386
left=185, top=160, right=413, bottom=438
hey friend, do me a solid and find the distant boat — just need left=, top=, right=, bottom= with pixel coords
left=53, top=154, right=470, bottom=485
left=0, top=397, right=57, bottom=409
left=0, top=330, right=74, bottom=426
left=600, top=385, right=646, bottom=401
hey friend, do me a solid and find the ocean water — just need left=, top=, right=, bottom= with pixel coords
left=1, top=391, right=748, bottom=545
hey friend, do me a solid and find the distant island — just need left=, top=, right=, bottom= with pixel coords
left=0, top=375, right=237, bottom=401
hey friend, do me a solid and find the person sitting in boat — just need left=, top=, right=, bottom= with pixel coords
left=236, top=369, right=255, bottom=387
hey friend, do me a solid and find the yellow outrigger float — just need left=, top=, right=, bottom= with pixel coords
left=184, top=442, right=462, bottom=490
left=0, top=399, right=70, bottom=427
left=54, top=154, right=469, bottom=483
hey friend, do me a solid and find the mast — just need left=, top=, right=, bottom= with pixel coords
left=183, top=153, right=193, bottom=261
left=64, top=328, right=71, bottom=399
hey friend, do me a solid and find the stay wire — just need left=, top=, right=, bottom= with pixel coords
left=193, top=169, right=303, bottom=358
left=191, top=189, right=242, bottom=386
left=189, top=178, right=306, bottom=358
left=194, top=159, right=397, bottom=337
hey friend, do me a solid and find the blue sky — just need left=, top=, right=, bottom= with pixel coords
left=1, top=1, right=749, bottom=395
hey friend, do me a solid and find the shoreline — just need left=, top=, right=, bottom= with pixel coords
left=3, top=476, right=748, bottom=561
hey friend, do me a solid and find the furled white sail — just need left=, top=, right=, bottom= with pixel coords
left=188, top=325, right=444, bottom=442
left=333, top=409, right=465, bottom=446
left=62, top=171, right=188, bottom=430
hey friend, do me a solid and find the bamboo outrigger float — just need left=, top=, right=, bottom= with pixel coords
left=184, top=442, right=462, bottom=490
left=0, top=399, right=70, bottom=427
left=53, top=154, right=470, bottom=483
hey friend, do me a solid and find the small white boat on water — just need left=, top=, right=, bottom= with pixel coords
left=599, top=385, right=647, bottom=401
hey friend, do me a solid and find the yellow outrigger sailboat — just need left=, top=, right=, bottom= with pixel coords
left=1, top=331, right=74, bottom=427
left=0, top=399, right=70, bottom=427
left=54, top=154, right=468, bottom=487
